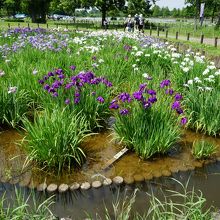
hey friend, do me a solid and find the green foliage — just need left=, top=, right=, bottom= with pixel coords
left=113, top=91, right=182, bottom=159
left=94, top=179, right=214, bottom=220
left=144, top=179, right=214, bottom=220
left=0, top=189, right=55, bottom=220
left=0, top=82, right=30, bottom=127
left=192, top=140, right=217, bottom=159
left=126, top=0, right=152, bottom=16
left=185, top=88, right=220, bottom=136
left=22, top=108, right=89, bottom=174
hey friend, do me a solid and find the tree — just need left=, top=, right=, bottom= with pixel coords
left=185, top=0, right=220, bottom=28
left=126, top=0, right=153, bottom=16
left=50, top=0, right=81, bottom=15
left=152, top=5, right=161, bottom=17
left=79, top=0, right=125, bottom=25
left=2, top=0, right=21, bottom=16
left=23, top=0, right=51, bottom=23
left=161, top=6, right=170, bottom=17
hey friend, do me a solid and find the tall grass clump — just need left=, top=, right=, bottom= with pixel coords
left=144, top=179, right=214, bottom=220
left=111, top=79, right=187, bottom=159
left=184, top=81, right=220, bottom=136
left=0, top=80, right=30, bottom=127
left=192, top=140, right=217, bottom=159
left=93, top=179, right=214, bottom=220
left=22, top=108, right=89, bottom=174
left=38, top=66, right=113, bottom=130
left=0, top=189, right=55, bottom=220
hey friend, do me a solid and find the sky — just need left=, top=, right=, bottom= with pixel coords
left=155, top=0, right=186, bottom=10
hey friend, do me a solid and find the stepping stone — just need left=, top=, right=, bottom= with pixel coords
left=92, top=180, right=102, bottom=188
left=37, top=183, right=47, bottom=192
left=70, top=182, right=80, bottom=191
left=179, top=166, right=188, bottom=172
left=152, top=171, right=162, bottom=178
left=80, top=182, right=91, bottom=190
left=133, top=174, right=144, bottom=182
left=113, top=176, right=124, bottom=185
left=58, top=184, right=69, bottom=193
left=169, top=167, right=179, bottom=173
left=19, top=172, right=31, bottom=187
left=144, top=173, right=153, bottom=181
left=161, top=170, right=172, bottom=177
left=193, top=161, right=203, bottom=168
left=124, top=176, right=134, bottom=184
left=47, top=183, right=58, bottom=193
left=103, top=178, right=112, bottom=186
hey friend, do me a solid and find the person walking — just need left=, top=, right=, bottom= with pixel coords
left=134, top=14, right=139, bottom=30
left=103, top=18, right=109, bottom=31
left=138, top=14, right=145, bottom=33
left=124, top=14, right=133, bottom=32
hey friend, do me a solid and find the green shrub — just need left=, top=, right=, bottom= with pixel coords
left=22, top=108, right=89, bottom=174
left=192, top=140, right=216, bottom=159
left=0, top=189, right=55, bottom=220
left=0, top=82, right=30, bottom=127
left=111, top=80, right=186, bottom=159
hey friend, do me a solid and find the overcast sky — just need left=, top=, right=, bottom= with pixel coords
left=155, top=0, right=186, bottom=9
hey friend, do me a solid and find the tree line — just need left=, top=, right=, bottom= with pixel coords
left=0, top=0, right=155, bottom=24
left=0, top=0, right=219, bottom=27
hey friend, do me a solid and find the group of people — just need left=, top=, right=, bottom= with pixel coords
left=124, top=14, right=145, bottom=33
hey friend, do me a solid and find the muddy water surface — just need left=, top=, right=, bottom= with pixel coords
left=0, top=129, right=220, bottom=187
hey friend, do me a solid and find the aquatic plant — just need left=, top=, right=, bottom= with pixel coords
left=38, top=67, right=113, bottom=130
left=0, top=189, right=55, bottom=220
left=184, top=87, right=220, bottom=136
left=111, top=80, right=187, bottom=159
left=0, top=82, right=30, bottom=127
left=22, top=108, right=89, bottom=174
left=192, top=140, right=217, bottom=159
left=145, top=179, right=214, bottom=220
left=93, top=179, right=214, bottom=220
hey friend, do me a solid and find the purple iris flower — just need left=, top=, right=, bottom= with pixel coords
left=97, top=96, right=105, bottom=103
left=143, top=101, right=151, bottom=109
left=120, top=108, right=129, bottom=115
left=118, top=92, right=131, bottom=102
left=48, top=88, right=55, bottom=93
left=55, top=69, right=63, bottom=75
left=74, top=97, right=80, bottom=104
left=139, top=83, right=147, bottom=92
left=52, top=92, right=58, bottom=97
left=133, top=91, right=143, bottom=101
left=175, top=93, right=183, bottom=101
left=109, top=103, right=119, bottom=109
left=43, top=84, right=50, bottom=91
left=172, top=101, right=181, bottom=110
left=38, top=79, right=44, bottom=84
left=65, top=99, right=70, bottom=105
left=176, top=108, right=183, bottom=114
left=70, top=65, right=76, bottom=71
left=48, top=72, right=54, bottom=77
left=65, top=83, right=73, bottom=89
left=181, top=117, right=188, bottom=125
left=75, top=92, right=80, bottom=97
left=43, top=75, right=49, bottom=80
left=91, top=91, right=96, bottom=96
left=147, top=89, right=156, bottom=96
left=148, top=96, right=157, bottom=103
left=160, top=79, right=171, bottom=88
left=58, top=74, right=65, bottom=79
left=165, top=88, right=174, bottom=95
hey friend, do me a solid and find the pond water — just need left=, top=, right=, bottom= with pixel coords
left=0, top=128, right=220, bottom=187
left=0, top=128, right=220, bottom=218
left=1, top=162, right=220, bottom=219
